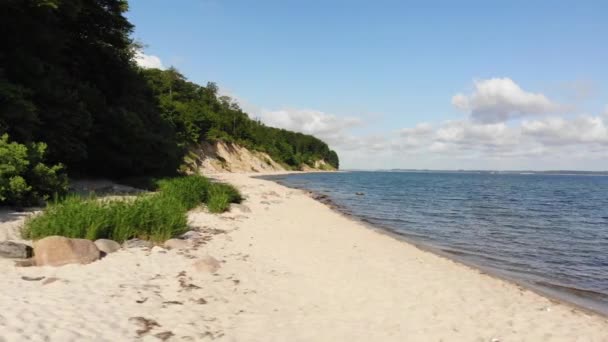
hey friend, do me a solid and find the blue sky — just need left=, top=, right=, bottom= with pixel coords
left=128, top=1, right=608, bottom=170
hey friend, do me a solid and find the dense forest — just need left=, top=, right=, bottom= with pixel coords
left=0, top=0, right=338, bottom=187
left=142, top=68, right=339, bottom=169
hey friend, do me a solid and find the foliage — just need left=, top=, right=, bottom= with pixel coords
left=0, top=0, right=181, bottom=178
left=0, top=0, right=338, bottom=179
left=156, top=175, right=210, bottom=210
left=23, top=195, right=188, bottom=243
left=141, top=69, right=340, bottom=169
left=207, top=182, right=243, bottom=213
left=22, top=174, right=242, bottom=242
left=0, top=134, right=68, bottom=206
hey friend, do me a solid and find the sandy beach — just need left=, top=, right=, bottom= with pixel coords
left=1, top=173, right=607, bottom=341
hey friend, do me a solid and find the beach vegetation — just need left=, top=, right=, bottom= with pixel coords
left=0, top=134, right=68, bottom=206
left=23, top=175, right=242, bottom=243
left=207, top=182, right=243, bottom=213
left=156, top=175, right=210, bottom=210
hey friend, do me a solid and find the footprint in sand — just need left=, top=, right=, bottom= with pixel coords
left=129, top=316, right=160, bottom=336
left=155, top=331, right=174, bottom=341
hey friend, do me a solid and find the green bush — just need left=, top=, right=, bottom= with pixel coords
left=23, top=196, right=105, bottom=240
left=108, top=195, right=188, bottom=243
left=207, top=182, right=242, bottom=213
left=23, top=194, right=188, bottom=243
left=0, top=134, right=68, bottom=206
left=22, top=174, right=243, bottom=242
left=156, top=175, right=210, bottom=210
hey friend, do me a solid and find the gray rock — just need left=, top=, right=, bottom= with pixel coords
left=163, top=238, right=189, bottom=250
left=94, top=239, right=121, bottom=254
left=33, top=236, right=100, bottom=267
left=123, top=238, right=153, bottom=249
left=0, top=241, right=32, bottom=259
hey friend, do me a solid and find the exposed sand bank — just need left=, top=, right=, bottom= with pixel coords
left=0, top=173, right=607, bottom=341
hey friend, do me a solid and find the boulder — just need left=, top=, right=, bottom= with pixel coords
left=0, top=241, right=33, bottom=259
left=33, top=236, right=100, bottom=267
left=94, top=239, right=121, bottom=254
left=123, top=238, right=153, bottom=249
left=163, top=238, right=189, bottom=250
left=193, top=255, right=221, bottom=273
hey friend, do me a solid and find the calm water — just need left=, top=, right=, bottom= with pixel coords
left=263, top=171, right=608, bottom=314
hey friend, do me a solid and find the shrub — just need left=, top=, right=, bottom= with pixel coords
left=0, top=134, right=68, bottom=206
left=23, top=194, right=188, bottom=243
left=23, top=196, right=106, bottom=240
left=207, top=182, right=242, bottom=213
left=108, top=194, right=188, bottom=243
left=156, top=175, right=210, bottom=210
left=22, top=174, right=242, bottom=243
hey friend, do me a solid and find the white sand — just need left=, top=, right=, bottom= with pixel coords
left=0, top=173, right=607, bottom=341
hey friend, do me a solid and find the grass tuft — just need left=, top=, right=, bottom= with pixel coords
left=23, top=194, right=188, bottom=243
left=207, top=183, right=242, bottom=213
left=156, top=175, right=210, bottom=210
left=22, top=175, right=243, bottom=243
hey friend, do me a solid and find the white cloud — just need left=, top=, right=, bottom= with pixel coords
left=134, top=51, right=164, bottom=69
left=400, top=123, right=433, bottom=137
left=216, top=88, right=365, bottom=151
left=392, top=112, right=608, bottom=161
left=245, top=108, right=360, bottom=150
left=521, top=116, right=608, bottom=145
left=394, top=120, right=526, bottom=158
left=452, top=78, right=563, bottom=123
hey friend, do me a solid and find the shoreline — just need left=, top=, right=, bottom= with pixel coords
left=260, top=172, right=608, bottom=318
left=218, top=173, right=608, bottom=340
left=1, top=172, right=607, bottom=340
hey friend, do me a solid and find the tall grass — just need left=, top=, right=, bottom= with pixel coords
left=207, top=183, right=243, bottom=213
left=22, top=175, right=242, bottom=243
left=23, top=195, right=188, bottom=243
left=156, top=175, right=210, bottom=209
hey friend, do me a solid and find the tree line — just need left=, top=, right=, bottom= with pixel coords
left=142, top=68, right=339, bottom=169
left=0, top=0, right=339, bottom=197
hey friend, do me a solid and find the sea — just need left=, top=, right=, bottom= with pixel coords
left=261, top=171, right=608, bottom=315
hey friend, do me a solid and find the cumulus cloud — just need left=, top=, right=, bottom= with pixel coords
left=134, top=51, right=164, bottom=69
left=452, top=78, right=563, bottom=123
left=393, top=112, right=608, bottom=161
left=216, top=88, right=366, bottom=152
left=521, top=116, right=608, bottom=145
left=254, top=108, right=362, bottom=148
left=400, top=123, right=433, bottom=137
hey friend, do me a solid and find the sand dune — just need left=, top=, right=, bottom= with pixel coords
left=0, top=173, right=607, bottom=341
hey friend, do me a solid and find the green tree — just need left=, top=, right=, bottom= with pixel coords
left=140, top=68, right=340, bottom=169
left=0, top=0, right=181, bottom=177
left=0, top=134, right=68, bottom=206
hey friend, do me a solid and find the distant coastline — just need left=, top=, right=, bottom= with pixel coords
left=344, top=169, right=608, bottom=176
